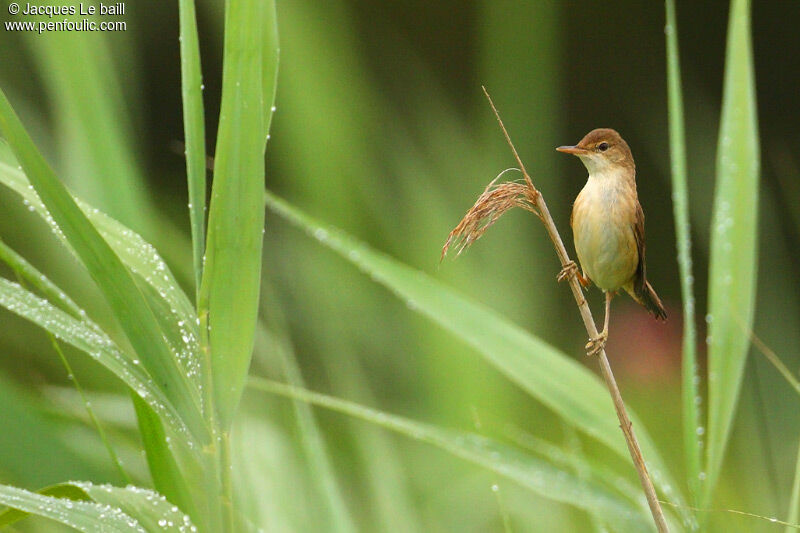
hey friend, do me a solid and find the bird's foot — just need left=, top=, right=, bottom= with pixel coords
left=557, top=261, right=578, bottom=283
left=585, top=330, right=608, bottom=357
left=557, top=261, right=590, bottom=287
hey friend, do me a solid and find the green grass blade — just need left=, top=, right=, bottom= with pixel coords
left=132, top=395, right=199, bottom=526
left=0, top=102, right=207, bottom=444
left=0, top=152, right=203, bottom=396
left=703, top=0, right=760, bottom=506
left=178, top=0, right=207, bottom=300
left=665, top=0, right=702, bottom=503
left=262, top=0, right=280, bottom=141
left=263, top=190, right=691, bottom=526
left=0, top=482, right=195, bottom=532
left=0, top=237, right=84, bottom=319
left=0, top=146, right=198, bottom=341
left=76, top=482, right=196, bottom=532
left=22, top=22, right=152, bottom=232
left=0, top=484, right=92, bottom=528
left=0, top=278, right=192, bottom=445
left=0, top=484, right=145, bottom=532
left=788, top=439, right=800, bottom=533
left=199, top=0, right=274, bottom=430
left=250, top=378, right=652, bottom=531
left=258, top=320, right=357, bottom=532
left=0, top=242, right=130, bottom=483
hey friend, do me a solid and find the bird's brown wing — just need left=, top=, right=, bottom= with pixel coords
left=631, top=201, right=667, bottom=319
left=632, top=201, right=646, bottom=296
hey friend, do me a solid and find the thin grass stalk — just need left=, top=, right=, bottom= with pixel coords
left=787, top=440, right=800, bottom=533
left=480, top=87, right=669, bottom=533
left=664, top=0, right=702, bottom=504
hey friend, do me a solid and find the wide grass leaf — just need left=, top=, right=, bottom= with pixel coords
left=199, top=0, right=277, bottom=429
left=263, top=190, right=691, bottom=526
left=250, top=378, right=654, bottom=531
left=703, top=0, right=760, bottom=506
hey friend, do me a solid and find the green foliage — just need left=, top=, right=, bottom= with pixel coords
left=0, top=0, right=785, bottom=531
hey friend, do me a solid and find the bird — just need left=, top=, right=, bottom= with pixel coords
left=556, top=128, right=666, bottom=356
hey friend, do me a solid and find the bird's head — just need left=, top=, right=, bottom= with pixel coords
left=557, top=128, right=634, bottom=175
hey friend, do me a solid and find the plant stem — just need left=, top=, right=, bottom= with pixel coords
left=482, top=86, right=669, bottom=533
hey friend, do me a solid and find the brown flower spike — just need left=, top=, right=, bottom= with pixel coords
left=441, top=176, right=540, bottom=260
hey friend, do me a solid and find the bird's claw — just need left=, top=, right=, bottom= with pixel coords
left=557, top=261, right=578, bottom=283
left=585, top=331, right=608, bottom=357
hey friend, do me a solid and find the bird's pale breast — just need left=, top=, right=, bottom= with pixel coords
left=571, top=175, right=639, bottom=292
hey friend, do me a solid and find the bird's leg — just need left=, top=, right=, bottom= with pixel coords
left=586, top=291, right=614, bottom=356
left=557, top=261, right=590, bottom=287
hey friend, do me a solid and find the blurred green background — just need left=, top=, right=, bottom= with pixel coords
left=0, top=1, right=798, bottom=531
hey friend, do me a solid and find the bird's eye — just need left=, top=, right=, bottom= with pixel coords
left=597, top=142, right=609, bottom=152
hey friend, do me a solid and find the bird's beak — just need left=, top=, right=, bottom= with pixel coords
left=556, top=145, right=589, bottom=155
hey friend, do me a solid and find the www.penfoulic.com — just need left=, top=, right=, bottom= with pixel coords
left=4, top=3, right=126, bottom=33
left=5, top=18, right=125, bottom=33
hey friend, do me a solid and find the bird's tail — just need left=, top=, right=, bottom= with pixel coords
left=635, top=281, right=667, bottom=321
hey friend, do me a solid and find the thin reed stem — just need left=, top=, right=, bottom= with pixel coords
left=481, top=86, right=670, bottom=533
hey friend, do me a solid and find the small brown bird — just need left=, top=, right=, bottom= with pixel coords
left=556, top=128, right=666, bottom=356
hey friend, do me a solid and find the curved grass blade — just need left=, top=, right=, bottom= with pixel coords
left=77, top=482, right=196, bottom=532
left=0, top=278, right=195, bottom=451
left=0, top=238, right=132, bottom=484
left=0, top=482, right=195, bottom=531
left=703, top=0, right=760, bottom=506
left=0, top=484, right=144, bottom=532
left=199, top=0, right=275, bottom=430
left=263, top=190, right=691, bottom=526
left=0, top=236, right=84, bottom=319
left=0, top=147, right=198, bottom=342
left=178, top=0, right=207, bottom=300
left=258, top=314, right=356, bottom=532
left=0, top=484, right=91, bottom=528
left=665, top=0, right=702, bottom=504
left=0, top=113, right=206, bottom=443
left=249, top=378, right=653, bottom=531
